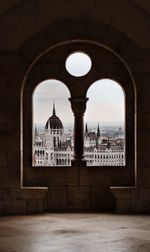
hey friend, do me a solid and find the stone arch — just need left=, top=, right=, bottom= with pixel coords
left=21, top=40, right=136, bottom=193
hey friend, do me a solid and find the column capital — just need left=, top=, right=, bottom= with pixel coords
left=69, top=97, right=89, bottom=115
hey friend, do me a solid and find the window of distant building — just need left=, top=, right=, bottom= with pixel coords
left=84, top=79, right=125, bottom=166
left=32, top=79, right=73, bottom=167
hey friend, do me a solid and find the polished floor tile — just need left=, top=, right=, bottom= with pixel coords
left=0, top=214, right=150, bottom=252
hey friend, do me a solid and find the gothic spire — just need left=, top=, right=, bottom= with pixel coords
left=34, top=124, right=38, bottom=136
left=53, top=100, right=56, bottom=115
left=97, top=123, right=100, bottom=138
left=85, top=123, right=88, bottom=133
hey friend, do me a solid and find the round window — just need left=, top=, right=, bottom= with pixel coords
left=65, top=52, right=92, bottom=77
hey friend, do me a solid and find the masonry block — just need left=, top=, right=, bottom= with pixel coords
left=91, top=186, right=115, bottom=211
left=67, top=186, right=90, bottom=211
left=47, top=186, right=67, bottom=212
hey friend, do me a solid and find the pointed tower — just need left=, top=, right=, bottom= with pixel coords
left=84, top=123, right=89, bottom=148
left=85, top=123, right=88, bottom=133
left=97, top=123, right=100, bottom=138
left=34, top=124, right=38, bottom=137
left=45, top=100, right=63, bottom=131
left=53, top=100, right=56, bottom=115
left=45, top=100, right=64, bottom=157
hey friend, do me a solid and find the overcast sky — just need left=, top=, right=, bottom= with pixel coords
left=85, top=79, right=125, bottom=124
left=33, top=79, right=125, bottom=126
left=33, top=80, right=72, bottom=125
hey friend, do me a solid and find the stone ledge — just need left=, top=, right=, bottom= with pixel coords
left=110, top=187, right=138, bottom=214
left=109, top=187, right=150, bottom=214
left=110, top=186, right=140, bottom=199
left=0, top=188, right=48, bottom=215
left=18, top=187, right=48, bottom=200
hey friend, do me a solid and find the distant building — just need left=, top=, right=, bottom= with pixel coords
left=84, top=124, right=125, bottom=166
left=33, top=104, right=125, bottom=166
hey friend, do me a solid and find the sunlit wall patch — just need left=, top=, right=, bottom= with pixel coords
left=65, top=51, right=92, bottom=77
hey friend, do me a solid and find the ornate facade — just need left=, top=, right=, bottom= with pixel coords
left=33, top=104, right=125, bottom=166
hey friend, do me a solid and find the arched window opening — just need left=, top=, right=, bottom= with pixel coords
left=32, top=79, right=73, bottom=166
left=84, top=79, right=125, bottom=166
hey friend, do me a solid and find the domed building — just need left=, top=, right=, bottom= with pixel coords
left=45, top=103, right=63, bottom=130
left=45, top=103, right=64, bottom=149
left=33, top=104, right=125, bottom=167
left=33, top=102, right=72, bottom=166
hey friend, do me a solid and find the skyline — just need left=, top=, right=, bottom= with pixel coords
left=33, top=79, right=125, bottom=126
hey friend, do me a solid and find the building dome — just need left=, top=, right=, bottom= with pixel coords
left=45, top=103, right=63, bottom=130
left=45, top=114, right=63, bottom=129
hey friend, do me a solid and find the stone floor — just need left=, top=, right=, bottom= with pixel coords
left=0, top=214, right=150, bottom=252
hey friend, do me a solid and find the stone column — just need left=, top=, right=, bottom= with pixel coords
left=69, top=98, right=88, bottom=161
